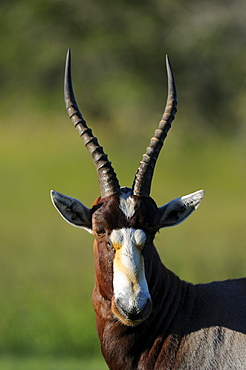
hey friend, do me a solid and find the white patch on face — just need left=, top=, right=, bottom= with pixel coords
left=110, top=228, right=150, bottom=315
left=119, top=190, right=136, bottom=219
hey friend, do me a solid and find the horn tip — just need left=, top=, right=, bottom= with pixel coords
left=65, top=48, right=71, bottom=71
left=165, top=54, right=172, bottom=75
left=64, top=48, right=73, bottom=109
left=165, top=53, right=177, bottom=100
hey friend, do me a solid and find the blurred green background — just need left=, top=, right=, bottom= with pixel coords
left=1, top=0, right=245, bottom=369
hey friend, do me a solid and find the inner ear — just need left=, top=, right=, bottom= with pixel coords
left=50, top=190, right=93, bottom=232
left=158, top=190, right=204, bottom=228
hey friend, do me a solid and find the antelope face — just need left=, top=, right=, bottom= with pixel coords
left=91, top=187, right=160, bottom=326
left=52, top=186, right=203, bottom=326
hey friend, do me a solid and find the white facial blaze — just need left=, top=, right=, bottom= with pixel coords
left=111, top=228, right=150, bottom=313
left=119, top=191, right=136, bottom=219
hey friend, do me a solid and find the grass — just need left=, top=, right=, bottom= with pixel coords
left=1, top=112, right=245, bottom=364
left=0, top=356, right=108, bottom=370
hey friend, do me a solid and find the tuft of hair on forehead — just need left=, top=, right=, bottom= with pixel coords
left=91, top=187, right=161, bottom=234
left=119, top=190, right=137, bottom=219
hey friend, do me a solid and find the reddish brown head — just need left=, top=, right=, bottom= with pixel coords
left=51, top=50, right=204, bottom=326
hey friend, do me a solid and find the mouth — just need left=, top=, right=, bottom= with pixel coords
left=111, top=296, right=152, bottom=327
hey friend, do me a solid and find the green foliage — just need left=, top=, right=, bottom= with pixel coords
left=0, top=356, right=108, bottom=370
left=0, top=0, right=245, bottom=135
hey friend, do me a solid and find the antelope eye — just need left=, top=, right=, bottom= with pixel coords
left=95, top=228, right=106, bottom=237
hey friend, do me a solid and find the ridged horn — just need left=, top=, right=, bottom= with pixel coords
left=132, top=55, right=177, bottom=197
left=64, top=49, right=120, bottom=198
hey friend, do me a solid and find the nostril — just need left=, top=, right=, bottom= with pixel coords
left=115, top=296, right=152, bottom=322
left=115, top=297, right=130, bottom=318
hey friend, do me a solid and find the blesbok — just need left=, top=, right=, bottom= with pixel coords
left=51, top=50, right=246, bottom=369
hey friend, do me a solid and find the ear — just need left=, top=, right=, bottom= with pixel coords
left=50, top=190, right=93, bottom=233
left=159, top=190, right=204, bottom=228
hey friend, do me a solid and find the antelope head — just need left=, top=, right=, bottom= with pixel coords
left=51, top=50, right=204, bottom=327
